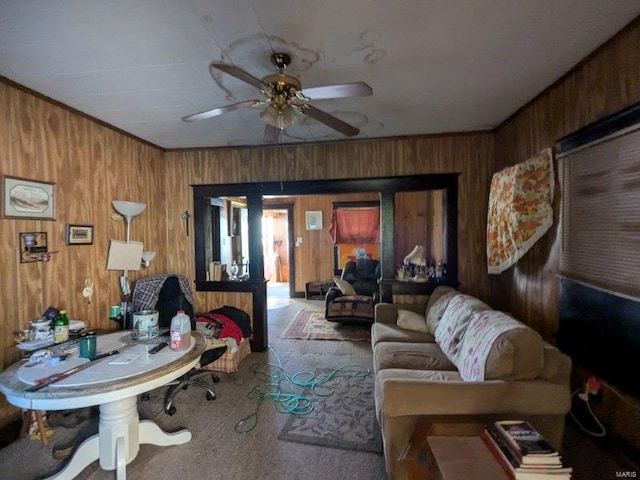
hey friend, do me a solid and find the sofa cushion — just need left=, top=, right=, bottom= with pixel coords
left=333, top=276, right=357, bottom=296
left=374, top=341, right=457, bottom=372
left=434, top=294, right=491, bottom=361
left=425, top=290, right=459, bottom=334
left=397, top=309, right=428, bottom=332
left=371, top=322, right=435, bottom=348
left=456, top=310, right=544, bottom=381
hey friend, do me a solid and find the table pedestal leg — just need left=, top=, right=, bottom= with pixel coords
left=139, top=420, right=192, bottom=445
left=44, top=396, right=192, bottom=480
left=45, top=434, right=99, bottom=480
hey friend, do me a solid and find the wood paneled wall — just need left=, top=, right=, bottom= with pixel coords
left=492, top=18, right=640, bottom=338
left=492, top=18, right=640, bottom=452
left=164, top=133, right=494, bottom=302
left=0, top=82, right=167, bottom=420
left=394, top=190, right=444, bottom=268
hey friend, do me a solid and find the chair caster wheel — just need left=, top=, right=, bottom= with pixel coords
left=165, top=406, right=177, bottom=416
left=212, top=375, right=220, bottom=383
left=206, top=392, right=215, bottom=401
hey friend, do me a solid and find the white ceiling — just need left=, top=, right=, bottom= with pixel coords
left=1, top=1, right=639, bottom=150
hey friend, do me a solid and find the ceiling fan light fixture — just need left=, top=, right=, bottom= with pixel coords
left=260, top=104, right=299, bottom=130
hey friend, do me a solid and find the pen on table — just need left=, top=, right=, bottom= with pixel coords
left=148, top=341, right=168, bottom=354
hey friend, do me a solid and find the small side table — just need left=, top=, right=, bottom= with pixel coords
left=305, top=280, right=334, bottom=300
left=398, top=418, right=509, bottom=480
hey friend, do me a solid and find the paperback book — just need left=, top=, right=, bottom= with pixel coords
left=495, top=420, right=561, bottom=461
left=482, top=424, right=572, bottom=479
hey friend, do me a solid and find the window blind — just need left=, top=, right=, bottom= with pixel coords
left=558, top=124, right=640, bottom=301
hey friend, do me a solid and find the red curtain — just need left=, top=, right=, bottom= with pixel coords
left=329, top=207, right=380, bottom=245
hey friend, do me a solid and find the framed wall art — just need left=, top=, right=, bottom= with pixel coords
left=2, top=175, right=56, bottom=220
left=305, top=210, right=323, bottom=230
left=66, top=224, right=94, bottom=245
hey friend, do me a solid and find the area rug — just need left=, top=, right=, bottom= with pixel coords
left=282, top=309, right=371, bottom=342
left=277, top=368, right=383, bottom=453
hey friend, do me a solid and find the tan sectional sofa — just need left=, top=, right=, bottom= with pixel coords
left=372, top=286, right=572, bottom=479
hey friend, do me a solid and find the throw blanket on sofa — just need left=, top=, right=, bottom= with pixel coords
left=457, top=310, right=527, bottom=381
left=487, top=148, right=555, bottom=274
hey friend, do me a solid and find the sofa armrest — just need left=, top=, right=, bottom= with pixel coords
left=376, top=369, right=571, bottom=418
left=374, top=303, right=400, bottom=324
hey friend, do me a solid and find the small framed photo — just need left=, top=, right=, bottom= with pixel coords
left=2, top=175, right=55, bottom=220
left=66, top=224, right=94, bottom=245
left=306, top=210, right=323, bottom=230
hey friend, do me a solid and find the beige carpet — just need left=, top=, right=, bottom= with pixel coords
left=281, top=309, right=371, bottom=341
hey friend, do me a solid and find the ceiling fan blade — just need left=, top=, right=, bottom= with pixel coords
left=263, top=124, right=282, bottom=144
left=210, top=62, right=273, bottom=94
left=182, top=99, right=263, bottom=122
left=298, top=104, right=360, bottom=137
left=300, top=81, right=372, bottom=100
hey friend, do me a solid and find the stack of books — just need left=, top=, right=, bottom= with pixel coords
left=481, top=420, right=573, bottom=479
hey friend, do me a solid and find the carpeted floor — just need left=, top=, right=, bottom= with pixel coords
left=0, top=299, right=387, bottom=480
left=282, top=309, right=372, bottom=342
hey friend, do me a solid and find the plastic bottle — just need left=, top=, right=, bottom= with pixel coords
left=54, top=310, right=69, bottom=344
left=170, top=310, right=191, bottom=351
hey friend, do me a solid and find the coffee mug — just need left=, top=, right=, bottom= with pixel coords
left=79, top=334, right=97, bottom=360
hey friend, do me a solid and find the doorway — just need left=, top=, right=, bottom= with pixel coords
left=262, top=203, right=295, bottom=302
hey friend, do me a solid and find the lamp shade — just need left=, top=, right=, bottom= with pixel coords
left=259, top=104, right=300, bottom=130
left=141, top=251, right=156, bottom=267
left=112, top=201, right=146, bottom=219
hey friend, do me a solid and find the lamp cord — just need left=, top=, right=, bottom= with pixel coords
left=569, top=389, right=606, bottom=437
left=234, top=345, right=370, bottom=433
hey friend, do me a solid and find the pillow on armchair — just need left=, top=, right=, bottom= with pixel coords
left=334, top=277, right=357, bottom=296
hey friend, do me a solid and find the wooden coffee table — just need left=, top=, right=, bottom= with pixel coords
left=398, top=418, right=510, bottom=480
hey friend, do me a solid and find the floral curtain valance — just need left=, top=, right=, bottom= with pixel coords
left=487, top=147, right=555, bottom=274
left=329, top=207, right=380, bottom=245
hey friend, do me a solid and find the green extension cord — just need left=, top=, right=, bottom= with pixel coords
left=234, top=345, right=371, bottom=433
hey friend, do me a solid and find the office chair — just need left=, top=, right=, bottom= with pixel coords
left=132, top=274, right=226, bottom=415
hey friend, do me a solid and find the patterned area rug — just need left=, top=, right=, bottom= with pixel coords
left=281, top=309, right=371, bottom=341
left=277, top=368, right=383, bottom=453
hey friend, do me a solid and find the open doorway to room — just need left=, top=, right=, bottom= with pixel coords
left=262, top=203, right=294, bottom=305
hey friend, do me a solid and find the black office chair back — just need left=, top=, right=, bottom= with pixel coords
left=155, top=276, right=196, bottom=330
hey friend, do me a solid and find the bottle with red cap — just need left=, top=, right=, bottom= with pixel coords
left=169, top=310, right=191, bottom=351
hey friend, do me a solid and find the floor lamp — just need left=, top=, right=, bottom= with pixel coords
left=108, top=201, right=146, bottom=329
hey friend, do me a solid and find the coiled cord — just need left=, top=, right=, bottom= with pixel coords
left=234, top=345, right=370, bottom=433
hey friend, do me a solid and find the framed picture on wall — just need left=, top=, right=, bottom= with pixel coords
left=306, top=210, right=323, bottom=230
left=2, top=175, right=56, bottom=220
left=66, top=224, right=94, bottom=245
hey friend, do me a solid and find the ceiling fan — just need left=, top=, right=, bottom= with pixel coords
left=182, top=52, right=373, bottom=143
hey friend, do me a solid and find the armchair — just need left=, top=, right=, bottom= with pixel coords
left=325, top=259, right=381, bottom=324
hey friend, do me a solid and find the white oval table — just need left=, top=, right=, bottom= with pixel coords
left=0, top=331, right=206, bottom=480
